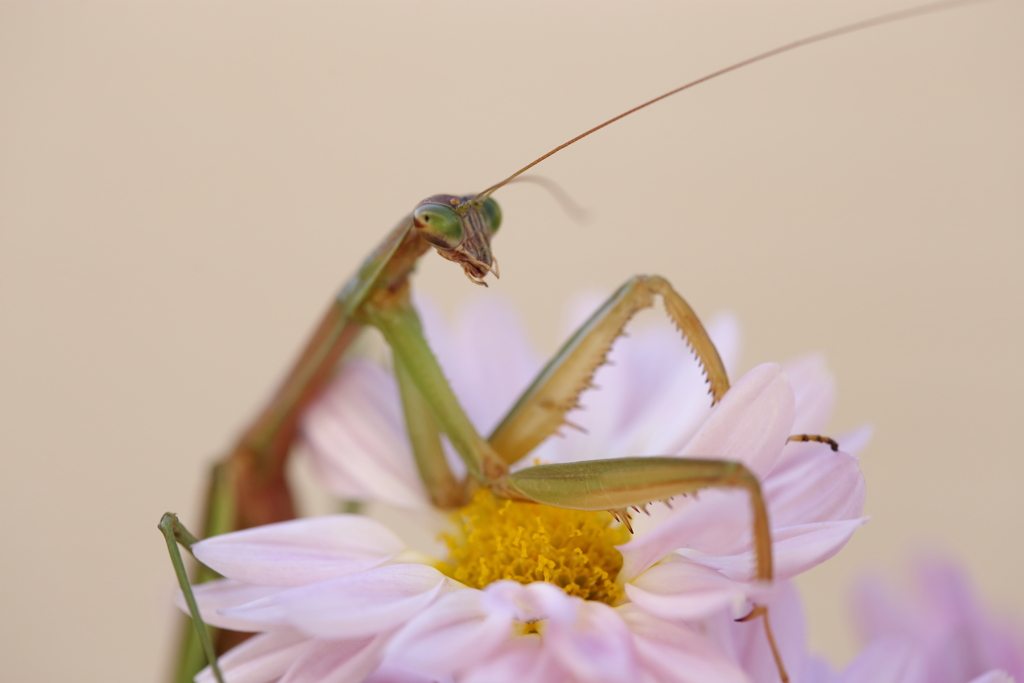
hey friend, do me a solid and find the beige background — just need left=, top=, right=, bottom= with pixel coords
left=2, top=1, right=1022, bottom=681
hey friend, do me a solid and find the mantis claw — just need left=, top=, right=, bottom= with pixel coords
left=489, top=275, right=730, bottom=465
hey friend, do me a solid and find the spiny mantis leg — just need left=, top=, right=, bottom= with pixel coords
left=787, top=434, right=839, bottom=451
left=503, top=456, right=771, bottom=581
left=159, top=513, right=227, bottom=683
left=503, top=456, right=788, bottom=681
left=363, top=287, right=508, bottom=483
left=489, top=275, right=729, bottom=465
left=394, top=353, right=468, bottom=509
left=171, top=463, right=234, bottom=683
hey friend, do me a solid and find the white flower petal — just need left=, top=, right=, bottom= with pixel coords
left=681, top=363, right=795, bottom=479
left=364, top=662, right=446, bottom=683
left=543, top=598, right=638, bottom=683
left=192, top=515, right=406, bottom=587
left=179, top=579, right=287, bottom=632
left=460, top=635, right=566, bottom=683
left=681, top=518, right=868, bottom=582
left=705, top=581, right=808, bottom=683
left=224, top=564, right=453, bottom=639
left=969, top=672, right=1015, bottom=683
left=618, top=490, right=748, bottom=583
left=302, top=360, right=430, bottom=509
left=764, top=447, right=865, bottom=526
left=196, top=629, right=311, bottom=683
left=385, top=586, right=516, bottom=678
left=625, top=559, right=754, bottom=620
left=619, top=605, right=750, bottom=683
left=836, top=424, right=873, bottom=456
left=279, top=633, right=390, bottom=683
left=450, top=296, right=543, bottom=436
left=783, top=354, right=835, bottom=435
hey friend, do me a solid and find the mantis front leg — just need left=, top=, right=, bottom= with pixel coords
left=503, top=457, right=772, bottom=581
left=489, top=275, right=730, bottom=465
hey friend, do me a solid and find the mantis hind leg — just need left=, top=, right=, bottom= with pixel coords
left=159, top=513, right=226, bottom=683
left=488, top=275, right=729, bottom=465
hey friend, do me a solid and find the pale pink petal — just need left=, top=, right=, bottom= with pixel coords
left=685, top=518, right=868, bottom=582
left=196, top=629, right=312, bottom=683
left=192, top=516, right=405, bottom=587
left=302, top=360, right=429, bottom=508
left=542, top=308, right=739, bottom=466
left=968, top=672, right=1015, bottom=683
left=384, top=586, right=516, bottom=677
left=836, top=424, right=873, bottom=456
left=179, top=579, right=287, bottom=632
left=279, top=633, right=390, bottom=683
left=449, top=295, right=543, bottom=436
left=764, top=446, right=865, bottom=526
left=833, top=639, right=926, bottom=683
left=543, top=598, right=638, bottom=683
left=363, top=663, right=443, bottom=683
left=681, top=363, right=795, bottom=479
left=460, top=635, right=567, bottom=683
left=223, top=564, right=453, bottom=639
left=783, top=354, right=835, bottom=435
left=619, top=604, right=750, bottom=683
left=625, top=558, right=754, bottom=620
left=618, top=490, right=749, bottom=583
left=711, top=312, right=743, bottom=379
left=704, top=581, right=808, bottom=683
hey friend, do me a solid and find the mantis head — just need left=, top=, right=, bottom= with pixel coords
left=413, top=194, right=502, bottom=285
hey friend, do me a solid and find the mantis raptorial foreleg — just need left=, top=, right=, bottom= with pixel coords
left=503, top=457, right=772, bottom=581
left=489, top=275, right=729, bottom=465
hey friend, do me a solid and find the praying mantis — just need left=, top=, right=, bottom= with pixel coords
left=159, top=2, right=992, bottom=682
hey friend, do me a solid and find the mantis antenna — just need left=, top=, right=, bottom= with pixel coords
left=463, top=0, right=994, bottom=209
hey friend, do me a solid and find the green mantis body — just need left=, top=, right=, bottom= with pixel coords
left=161, top=3, right=988, bottom=682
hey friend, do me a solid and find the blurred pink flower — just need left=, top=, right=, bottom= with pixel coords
left=178, top=296, right=867, bottom=682
left=705, top=572, right=1017, bottom=683
left=851, top=557, right=1024, bottom=683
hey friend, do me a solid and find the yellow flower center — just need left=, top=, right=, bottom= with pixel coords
left=441, top=489, right=631, bottom=605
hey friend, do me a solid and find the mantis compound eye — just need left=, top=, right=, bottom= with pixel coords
left=413, top=203, right=465, bottom=249
left=480, top=197, right=502, bottom=234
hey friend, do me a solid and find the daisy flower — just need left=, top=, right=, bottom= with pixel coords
left=181, top=295, right=867, bottom=682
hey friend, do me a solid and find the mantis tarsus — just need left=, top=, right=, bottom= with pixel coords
left=160, top=2, right=991, bottom=682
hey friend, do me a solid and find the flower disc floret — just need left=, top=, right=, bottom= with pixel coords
left=441, top=489, right=630, bottom=604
